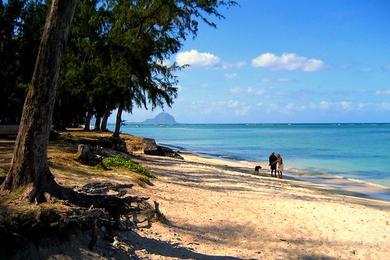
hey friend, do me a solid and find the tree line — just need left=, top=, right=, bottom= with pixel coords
left=1, top=0, right=235, bottom=137
left=0, top=0, right=235, bottom=201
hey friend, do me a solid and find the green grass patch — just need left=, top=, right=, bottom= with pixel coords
left=102, top=156, right=154, bottom=178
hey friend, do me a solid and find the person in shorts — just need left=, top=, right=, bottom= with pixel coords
left=277, top=154, right=284, bottom=179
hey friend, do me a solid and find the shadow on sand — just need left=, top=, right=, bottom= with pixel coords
left=123, top=231, right=249, bottom=260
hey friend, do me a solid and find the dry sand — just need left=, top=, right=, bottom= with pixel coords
left=126, top=153, right=390, bottom=259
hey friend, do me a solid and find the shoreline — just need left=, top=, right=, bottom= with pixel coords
left=118, top=122, right=390, bottom=189
left=158, top=141, right=390, bottom=202
left=131, top=146, right=390, bottom=259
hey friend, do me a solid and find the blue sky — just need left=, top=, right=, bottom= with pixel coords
left=119, top=0, right=390, bottom=123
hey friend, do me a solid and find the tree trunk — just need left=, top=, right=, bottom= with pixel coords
left=84, top=111, right=93, bottom=131
left=100, top=109, right=110, bottom=132
left=1, top=0, right=77, bottom=201
left=113, top=104, right=123, bottom=138
left=94, top=115, right=101, bottom=131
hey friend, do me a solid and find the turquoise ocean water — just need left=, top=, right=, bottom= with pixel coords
left=110, top=123, right=390, bottom=199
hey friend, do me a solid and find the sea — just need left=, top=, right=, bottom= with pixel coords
left=110, top=123, right=390, bottom=200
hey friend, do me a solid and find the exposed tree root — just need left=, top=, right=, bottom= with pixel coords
left=0, top=179, right=152, bottom=257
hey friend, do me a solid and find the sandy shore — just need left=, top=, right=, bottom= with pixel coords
left=127, top=152, right=390, bottom=259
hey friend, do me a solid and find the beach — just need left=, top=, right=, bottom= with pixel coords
left=127, top=151, right=390, bottom=259
left=1, top=131, right=390, bottom=259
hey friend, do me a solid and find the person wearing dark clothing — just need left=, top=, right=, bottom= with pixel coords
left=269, top=152, right=278, bottom=177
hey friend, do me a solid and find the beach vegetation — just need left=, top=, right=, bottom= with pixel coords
left=102, top=156, right=154, bottom=179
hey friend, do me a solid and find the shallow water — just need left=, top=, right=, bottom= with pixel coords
left=110, top=123, right=390, bottom=199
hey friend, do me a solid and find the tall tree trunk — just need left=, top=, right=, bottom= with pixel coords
left=94, top=115, right=101, bottom=131
left=1, top=0, right=77, bottom=201
left=100, top=109, right=110, bottom=132
left=113, top=104, right=123, bottom=138
left=84, top=110, right=93, bottom=131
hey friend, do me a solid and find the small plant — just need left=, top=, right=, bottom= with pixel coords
left=102, top=156, right=154, bottom=178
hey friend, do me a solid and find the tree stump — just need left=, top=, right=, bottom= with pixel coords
left=77, top=144, right=101, bottom=165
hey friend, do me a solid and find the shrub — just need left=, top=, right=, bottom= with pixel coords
left=102, top=156, right=154, bottom=178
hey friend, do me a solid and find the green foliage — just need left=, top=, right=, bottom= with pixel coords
left=102, top=156, right=154, bottom=178
left=0, top=0, right=48, bottom=123
left=1, top=0, right=237, bottom=129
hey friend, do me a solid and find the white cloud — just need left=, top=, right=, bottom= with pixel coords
left=176, top=49, right=220, bottom=67
left=229, top=87, right=242, bottom=94
left=224, top=73, right=237, bottom=80
left=247, top=87, right=265, bottom=95
left=252, top=52, right=324, bottom=72
left=219, top=61, right=246, bottom=69
left=199, top=99, right=252, bottom=116
left=277, top=77, right=291, bottom=82
left=338, top=101, right=352, bottom=111
left=260, top=77, right=292, bottom=83
left=318, top=100, right=351, bottom=111
left=375, top=89, right=390, bottom=95
left=176, top=50, right=245, bottom=70
left=284, top=103, right=306, bottom=112
left=356, top=103, right=369, bottom=111
left=319, top=101, right=330, bottom=110
left=229, top=87, right=264, bottom=95
left=218, top=100, right=250, bottom=115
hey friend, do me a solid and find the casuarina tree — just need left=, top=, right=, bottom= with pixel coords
left=1, top=0, right=78, bottom=202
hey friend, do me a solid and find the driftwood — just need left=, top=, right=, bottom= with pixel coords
left=145, top=145, right=183, bottom=160
left=76, top=182, right=134, bottom=195
left=142, top=138, right=183, bottom=159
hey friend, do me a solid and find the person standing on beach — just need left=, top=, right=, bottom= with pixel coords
left=269, top=152, right=278, bottom=177
left=277, top=154, right=284, bottom=179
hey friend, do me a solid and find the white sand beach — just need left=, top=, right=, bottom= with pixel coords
left=127, top=152, right=390, bottom=259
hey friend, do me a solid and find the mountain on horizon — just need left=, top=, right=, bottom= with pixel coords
left=141, top=112, right=177, bottom=124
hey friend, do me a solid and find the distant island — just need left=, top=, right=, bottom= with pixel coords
left=141, top=112, right=177, bottom=125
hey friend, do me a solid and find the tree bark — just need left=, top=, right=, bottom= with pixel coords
left=94, top=115, right=101, bottom=131
left=84, top=110, right=93, bottom=131
left=100, top=109, right=110, bottom=132
left=113, top=104, right=123, bottom=138
left=1, top=0, right=77, bottom=201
